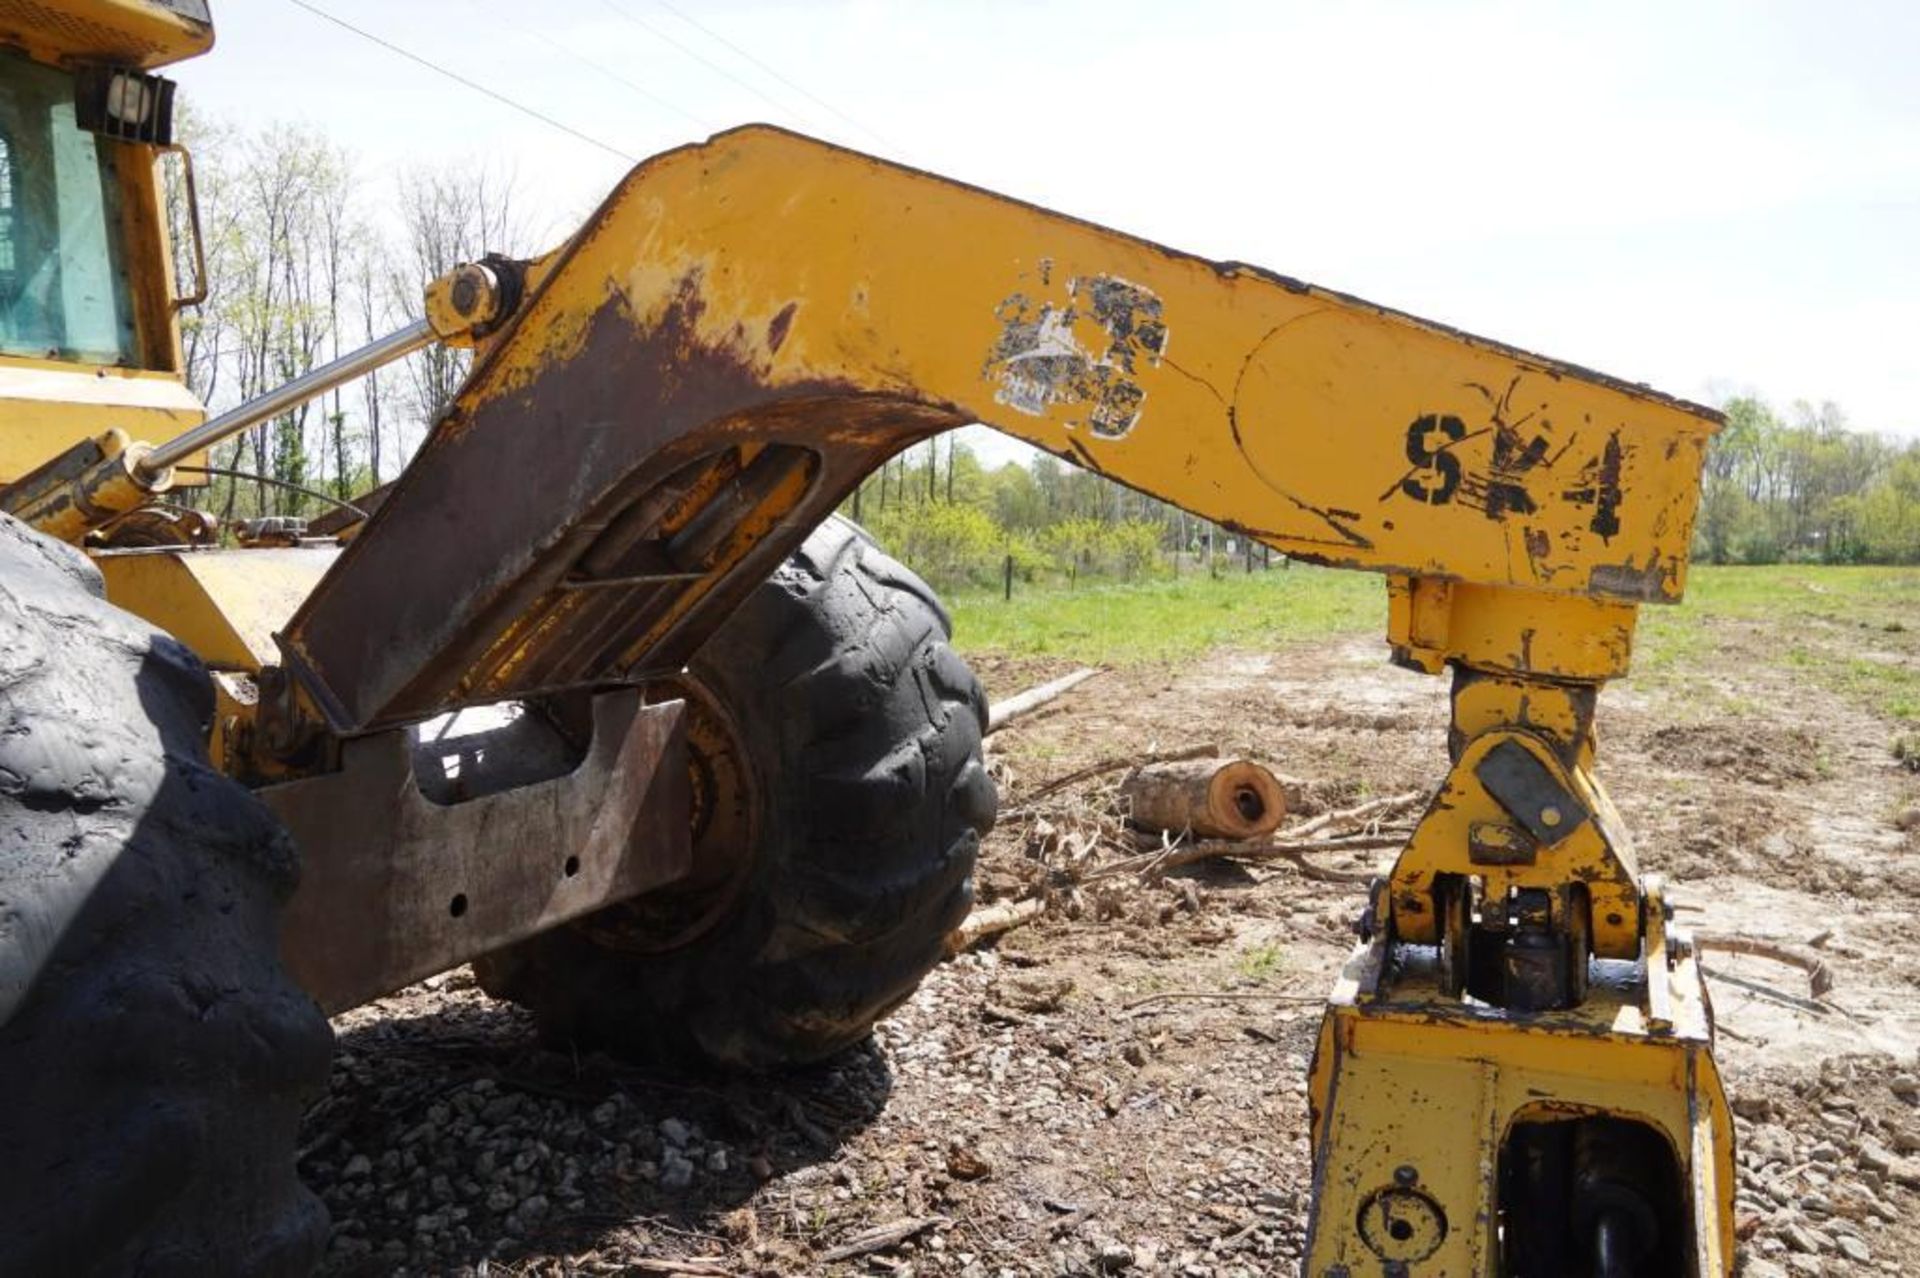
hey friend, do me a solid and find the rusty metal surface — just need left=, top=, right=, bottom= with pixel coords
left=92, top=504, right=217, bottom=548
left=95, top=544, right=337, bottom=672
left=265, top=692, right=688, bottom=1014
left=279, top=280, right=954, bottom=733
left=278, top=127, right=1717, bottom=737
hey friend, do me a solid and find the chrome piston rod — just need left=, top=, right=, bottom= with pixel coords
left=139, top=318, right=434, bottom=481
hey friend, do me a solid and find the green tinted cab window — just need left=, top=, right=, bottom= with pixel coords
left=0, top=50, right=138, bottom=365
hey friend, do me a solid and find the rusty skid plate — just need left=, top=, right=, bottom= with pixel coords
left=266, top=691, right=688, bottom=1014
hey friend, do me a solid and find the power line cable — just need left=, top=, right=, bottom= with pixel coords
left=472, top=0, right=715, bottom=134
left=597, top=0, right=810, bottom=126
left=284, top=0, right=637, bottom=163
left=648, top=0, right=893, bottom=150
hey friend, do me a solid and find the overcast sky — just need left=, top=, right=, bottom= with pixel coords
left=178, top=1, right=1919, bottom=459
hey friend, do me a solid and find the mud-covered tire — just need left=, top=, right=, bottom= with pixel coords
left=475, top=516, right=995, bottom=1070
left=0, top=515, right=333, bottom=1277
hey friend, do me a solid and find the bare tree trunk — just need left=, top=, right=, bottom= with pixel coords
left=358, top=249, right=387, bottom=483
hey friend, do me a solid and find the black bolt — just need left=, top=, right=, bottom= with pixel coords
left=450, top=273, right=480, bottom=316
left=1393, top=1164, right=1419, bottom=1186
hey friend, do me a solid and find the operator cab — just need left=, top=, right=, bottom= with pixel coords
left=0, top=0, right=212, bottom=481
left=0, top=47, right=140, bottom=366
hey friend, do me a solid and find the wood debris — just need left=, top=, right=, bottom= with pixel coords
left=1007, top=741, right=1220, bottom=814
left=944, top=897, right=1045, bottom=954
left=1695, top=930, right=1837, bottom=998
left=985, top=667, right=1102, bottom=734
left=817, top=1215, right=949, bottom=1263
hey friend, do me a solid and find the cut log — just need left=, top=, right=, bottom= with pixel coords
left=986, top=667, right=1101, bottom=733
left=1119, top=757, right=1287, bottom=840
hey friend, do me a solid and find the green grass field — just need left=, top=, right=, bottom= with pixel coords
left=948, top=564, right=1920, bottom=726
left=946, top=565, right=1381, bottom=665
left=1634, top=566, right=1920, bottom=721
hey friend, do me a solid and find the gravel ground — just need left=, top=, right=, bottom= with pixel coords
left=299, top=620, right=1920, bottom=1274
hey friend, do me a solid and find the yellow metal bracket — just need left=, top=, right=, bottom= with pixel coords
left=1305, top=947, right=1735, bottom=1275
left=1391, top=726, right=1641, bottom=960
left=1387, top=575, right=1637, bottom=682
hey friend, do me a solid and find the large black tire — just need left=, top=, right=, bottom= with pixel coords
left=475, top=516, right=995, bottom=1070
left=0, top=515, right=333, bottom=1276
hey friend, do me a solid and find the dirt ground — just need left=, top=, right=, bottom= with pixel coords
left=298, top=606, right=1920, bottom=1276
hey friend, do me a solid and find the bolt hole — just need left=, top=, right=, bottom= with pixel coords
left=563, top=855, right=581, bottom=878
left=1389, top=1219, right=1414, bottom=1242
left=1606, top=912, right=1625, bottom=927
left=1232, top=786, right=1265, bottom=822
left=448, top=892, right=468, bottom=919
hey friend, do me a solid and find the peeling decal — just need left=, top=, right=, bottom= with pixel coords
left=985, top=274, right=1167, bottom=438
left=1465, top=377, right=1551, bottom=520
left=1396, top=413, right=1467, bottom=505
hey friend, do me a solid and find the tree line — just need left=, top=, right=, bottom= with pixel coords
left=169, top=112, right=1918, bottom=572
left=1696, top=398, right=1920, bottom=564
left=163, top=110, right=530, bottom=520
left=844, top=438, right=1270, bottom=591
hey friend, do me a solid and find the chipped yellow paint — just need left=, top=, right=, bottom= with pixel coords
left=1306, top=943, right=1735, bottom=1275
left=0, top=0, right=213, bottom=69
left=1387, top=576, right=1638, bottom=681
left=1395, top=731, right=1641, bottom=956
left=468, top=127, right=1716, bottom=615
left=0, top=360, right=207, bottom=485
left=97, top=546, right=338, bottom=671
left=334, top=139, right=1731, bottom=1276
left=1449, top=673, right=1595, bottom=765
left=0, top=13, right=211, bottom=510
left=0, top=95, right=1732, bottom=1266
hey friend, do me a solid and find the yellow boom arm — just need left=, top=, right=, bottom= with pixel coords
left=280, top=126, right=1716, bottom=737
